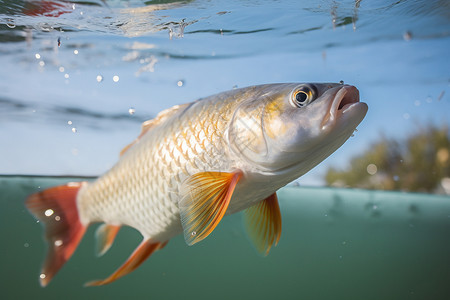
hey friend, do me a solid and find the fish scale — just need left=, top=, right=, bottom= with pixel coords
left=26, top=83, right=367, bottom=286
left=78, top=97, right=237, bottom=240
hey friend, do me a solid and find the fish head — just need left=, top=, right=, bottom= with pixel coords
left=228, top=83, right=368, bottom=176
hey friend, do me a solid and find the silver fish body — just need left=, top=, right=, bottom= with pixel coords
left=26, top=82, right=368, bottom=286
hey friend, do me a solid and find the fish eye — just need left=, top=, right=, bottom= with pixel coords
left=291, top=86, right=315, bottom=108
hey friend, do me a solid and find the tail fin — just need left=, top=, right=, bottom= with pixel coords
left=25, top=182, right=87, bottom=287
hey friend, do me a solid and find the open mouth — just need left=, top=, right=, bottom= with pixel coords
left=335, top=85, right=360, bottom=112
left=321, top=85, right=362, bottom=130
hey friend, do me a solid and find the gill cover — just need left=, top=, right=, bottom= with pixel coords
left=228, top=83, right=325, bottom=170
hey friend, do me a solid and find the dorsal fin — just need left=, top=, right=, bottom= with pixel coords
left=120, top=104, right=188, bottom=156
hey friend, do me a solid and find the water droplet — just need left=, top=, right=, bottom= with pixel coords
left=367, top=164, right=378, bottom=175
left=40, top=273, right=46, bottom=279
left=403, top=31, right=412, bottom=41
left=113, top=75, right=120, bottom=82
left=128, top=107, right=135, bottom=115
left=177, top=80, right=184, bottom=87
left=437, top=90, right=445, bottom=101
left=44, top=209, right=54, bottom=217
left=72, top=127, right=77, bottom=133
left=96, top=75, right=103, bottom=82
left=6, top=19, right=16, bottom=28
left=35, top=53, right=41, bottom=60
left=191, top=231, right=197, bottom=236
left=73, top=49, right=79, bottom=55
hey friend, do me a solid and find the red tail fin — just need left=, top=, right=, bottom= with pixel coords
left=25, top=182, right=87, bottom=287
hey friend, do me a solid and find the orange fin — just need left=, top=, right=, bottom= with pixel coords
left=120, top=104, right=188, bottom=156
left=179, top=171, right=243, bottom=246
left=25, top=182, right=88, bottom=287
left=243, top=193, right=282, bottom=256
left=95, top=224, right=121, bottom=257
left=85, top=240, right=168, bottom=286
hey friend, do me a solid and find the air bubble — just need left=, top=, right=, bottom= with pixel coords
left=128, top=108, right=135, bottom=115
left=44, top=209, right=54, bottom=217
left=177, top=80, right=184, bottom=87
left=40, top=273, right=46, bottom=279
left=54, top=240, right=63, bottom=247
left=72, top=127, right=77, bottom=133
left=113, top=75, right=120, bottom=82
left=73, top=49, right=79, bottom=55
left=35, top=53, right=41, bottom=59
left=96, top=75, right=103, bottom=82
left=191, top=231, right=197, bottom=236
left=24, top=243, right=29, bottom=248
left=64, top=73, right=69, bottom=79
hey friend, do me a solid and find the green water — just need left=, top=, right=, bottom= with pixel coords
left=1, top=176, right=449, bottom=299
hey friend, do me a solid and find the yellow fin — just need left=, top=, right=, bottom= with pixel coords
left=85, top=240, right=168, bottom=286
left=179, top=171, right=243, bottom=246
left=120, top=103, right=189, bottom=156
left=95, top=224, right=121, bottom=257
left=243, top=193, right=282, bottom=256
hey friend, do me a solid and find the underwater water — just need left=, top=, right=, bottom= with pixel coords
left=0, top=0, right=450, bottom=299
left=1, top=175, right=450, bottom=299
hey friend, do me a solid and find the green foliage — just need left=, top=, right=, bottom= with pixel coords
left=325, top=124, right=450, bottom=193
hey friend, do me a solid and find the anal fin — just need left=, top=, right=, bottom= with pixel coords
left=86, top=240, right=168, bottom=286
left=95, top=224, right=121, bottom=257
left=243, top=193, right=282, bottom=256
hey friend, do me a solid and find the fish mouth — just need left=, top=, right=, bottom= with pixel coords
left=322, top=85, right=364, bottom=130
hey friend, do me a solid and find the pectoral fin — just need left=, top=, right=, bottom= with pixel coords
left=244, top=193, right=282, bottom=256
left=179, top=171, right=243, bottom=246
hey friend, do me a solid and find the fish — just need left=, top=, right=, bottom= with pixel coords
left=26, top=82, right=368, bottom=287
